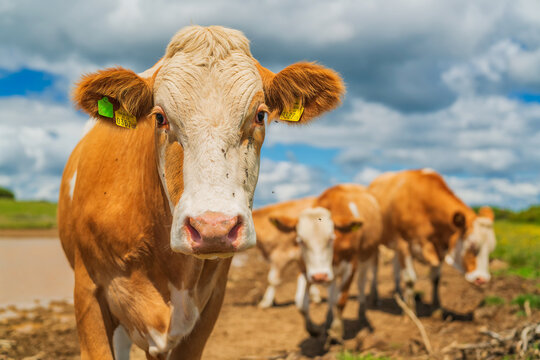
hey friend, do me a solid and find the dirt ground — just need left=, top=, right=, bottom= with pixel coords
left=0, top=247, right=538, bottom=360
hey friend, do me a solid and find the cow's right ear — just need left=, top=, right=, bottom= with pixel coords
left=269, top=216, right=298, bottom=233
left=453, top=211, right=466, bottom=229
left=73, top=67, right=153, bottom=122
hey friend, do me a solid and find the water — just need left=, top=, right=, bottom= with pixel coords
left=0, top=238, right=73, bottom=308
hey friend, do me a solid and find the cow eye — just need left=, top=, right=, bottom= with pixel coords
left=255, top=111, right=267, bottom=125
left=156, top=113, right=167, bottom=126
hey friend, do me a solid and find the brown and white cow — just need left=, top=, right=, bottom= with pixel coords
left=252, top=197, right=327, bottom=308
left=368, top=169, right=497, bottom=312
left=58, top=25, right=344, bottom=359
left=270, top=184, right=382, bottom=340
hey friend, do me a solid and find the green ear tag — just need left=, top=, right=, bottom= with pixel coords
left=98, top=97, right=114, bottom=118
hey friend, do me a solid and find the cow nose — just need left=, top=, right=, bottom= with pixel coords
left=474, top=277, right=487, bottom=286
left=185, top=211, right=243, bottom=254
left=311, top=273, right=330, bottom=284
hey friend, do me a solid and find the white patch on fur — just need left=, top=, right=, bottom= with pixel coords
left=113, top=325, right=132, bottom=360
left=297, top=207, right=335, bottom=282
left=147, top=327, right=168, bottom=357
left=421, top=168, right=436, bottom=174
left=348, top=201, right=360, bottom=218
left=295, top=273, right=307, bottom=310
left=68, top=170, right=77, bottom=201
left=81, top=118, right=97, bottom=137
left=402, top=255, right=417, bottom=283
left=168, top=283, right=200, bottom=341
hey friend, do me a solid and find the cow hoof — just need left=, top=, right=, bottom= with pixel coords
left=431, top=308, right=444, bottom=320
left=258, top=300, right=274, bottom=309
left=367, top=293, right=379, bottom=307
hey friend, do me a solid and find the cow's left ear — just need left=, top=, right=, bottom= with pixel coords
left=73, top=67, right=153, bottom=122
left=334, top=220, right=363, bottom=233
left=269, top=216, right=298, bottom=233
left=257, top=62, right=345, bottom=123
left=477, top=206, right=495, bottom=221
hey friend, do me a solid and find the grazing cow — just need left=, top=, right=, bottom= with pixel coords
left=57, top=25, right=344, bottom=359
left=252, top=197, right=325, bottom=308
left=270, top=184, right=382, bottom=340
left=368, top=169, right=497, bottom=312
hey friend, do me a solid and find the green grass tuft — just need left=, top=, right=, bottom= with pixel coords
left=511, top=294, right=540, bottom=309
left=0, top=199, right=57, bottom=229
left=337, top=352, right=392, bottom=360
left=483, top=295, right=505, bottom=306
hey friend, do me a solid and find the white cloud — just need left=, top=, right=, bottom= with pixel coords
left=253, top=159, right=333, bottom=208
left=0, top=97, right=87, bottom=200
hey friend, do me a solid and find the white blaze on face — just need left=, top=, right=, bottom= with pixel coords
left=296, top=207, right=335, bottom=283
left=446, top=217, right=496, bottom=283
left=68, top=170, right=77, bottom=201
left=153, top=27, right=264, bottom=255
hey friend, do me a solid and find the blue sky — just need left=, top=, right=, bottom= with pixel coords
left=1, top=0, right=539, bottom=209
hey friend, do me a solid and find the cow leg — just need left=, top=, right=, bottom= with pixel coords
left=297, top=275, right=319, bottom=337
left=392, top=252, right=402, bottom=297
left=113, top=325, right=132, bottom=360
left=367, top=252, right=379, bottom=307
left=429, top=265, right=442, bottom=310
left=309, top=284, right=322, bottom=304
left=74, top=262, right=116, bottom=360
left=326, top=261, right=354, bottom=342
left=402, top=254, right=417, bottom=313
left=258, top=264, right=281, bottom=308
left=357, top=259, right=369, bottom=322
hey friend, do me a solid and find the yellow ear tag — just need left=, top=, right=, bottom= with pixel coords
left=279, top=98, right=304, bottom=122
left=351, top=223, right=362, bottom=231
left=115, top=109, right=137, bottom=129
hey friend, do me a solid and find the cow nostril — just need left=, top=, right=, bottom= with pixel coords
left=185, top=219, right=202, bottom=243
left=227, top=218, right=242, bottom=242
left=474, top=277, right=487, bottom=286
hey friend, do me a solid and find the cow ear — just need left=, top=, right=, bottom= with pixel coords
left=335, top=220, right=363, bottom=233
left=269, top=216, right=298, bottom=233
left=257, top=62, right=345, bottom=124
left=477, top=206, right=495, bottom=221
left=73, top=67, right=153, bottom=122
left=453, top=211, right=466, bottom=229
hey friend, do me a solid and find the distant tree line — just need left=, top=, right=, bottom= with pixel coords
left=474, top=205, right=540, bottom=223
left=0, top=186, right=14, bottom=200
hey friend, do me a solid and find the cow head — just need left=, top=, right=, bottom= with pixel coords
left=446, top=206, right=496, bottom=285
left=270, top=207, right=335, bottom=284
left=73, top=26, right=345, bottom=259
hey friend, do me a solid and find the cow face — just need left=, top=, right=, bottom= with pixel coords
left=270, top=207, right=335, bottom=284
left=446, top=207, right=496, bottom=285
left=73, top=26, right=345, bottom=259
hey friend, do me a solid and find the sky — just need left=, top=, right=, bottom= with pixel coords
left=0, top=0, right=539, bottom=209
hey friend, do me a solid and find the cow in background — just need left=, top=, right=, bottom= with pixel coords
left=58, top=25, right=345, bottom=359
left=253, top=197, right=328, bottom=308
left=369, top=169, right=497, bottom=313
left=270, top=184, right=382, bottom=341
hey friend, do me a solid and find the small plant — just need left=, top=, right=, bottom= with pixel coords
left=512, top=294, right=540, bottom=309
left=483, top=295, right=505, bottom=306
left=337, top=351, right=392, bottom=360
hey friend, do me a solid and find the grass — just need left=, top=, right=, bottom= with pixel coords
left=492, top=220, right=540, bottom=279
left=512, top=294, right=540, bottom=309
left=0, top=199, right=57, bottom=229
left=483, top=295, right=505, bottom=306
left=337, top=352, right=392, bottom=360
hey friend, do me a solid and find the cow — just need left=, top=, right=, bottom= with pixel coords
left=269, top=184, right=382, bottom=341
left=368, top=169, right=497, bottom=313
left=57, top=25, right=345, bottom=359
left=252, top=197, right=327, bottom=308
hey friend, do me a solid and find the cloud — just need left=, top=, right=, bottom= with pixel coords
left=0, top=97, right=87, bottom=200
left=253, top=159, right=333, bottom=208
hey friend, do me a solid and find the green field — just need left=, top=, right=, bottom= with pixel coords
left=493, top=220, right=540, bottom=279
left=0, top=199, right=57, bottom=229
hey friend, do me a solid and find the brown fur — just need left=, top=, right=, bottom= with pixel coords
left=257, top=62, right=345, bottom=122
left=73, top=67, right=154, bottom=122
